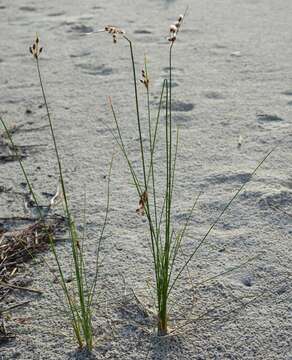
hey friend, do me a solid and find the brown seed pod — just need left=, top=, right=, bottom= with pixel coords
left=136, top=191, right=148, bottom=215
left=170, top=24, right=177, bottom=33
left=29, top=35, right=43, bottom=59
left=104, top=25, right=125, bottom=44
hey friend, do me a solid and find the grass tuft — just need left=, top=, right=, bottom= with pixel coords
left=102, top=10, right=278, bottom=335
left=0, top=34, right=112, bottom=350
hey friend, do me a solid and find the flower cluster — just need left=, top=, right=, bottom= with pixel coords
left=136, top=191, right=148, bottom=216
left=29, top=35, right=43, bottom=59
left=104, top=25, right=125, bottom=44
left=140, top=69, right=149, bottom=90
left=168, top=14, right=184, bottom=42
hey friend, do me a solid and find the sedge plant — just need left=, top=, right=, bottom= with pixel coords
left=0, top=35, right=112, bottom=350
left=101, top=13, right=278, bottom=336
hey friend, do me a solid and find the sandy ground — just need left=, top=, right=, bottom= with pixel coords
left=1, top=0, right=292, bottom=359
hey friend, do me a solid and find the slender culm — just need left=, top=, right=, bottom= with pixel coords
left=102, top=9, right=278, bottom=337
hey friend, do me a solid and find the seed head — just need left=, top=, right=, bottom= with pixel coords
left=169, top=24, right=177, bottom=33
left=29, top=34, right=43, bottom=59
left=136, top=191, right=148, bottom=216
left=104, top=25, right=125, bottom=44
left=168, top=33, right=176, bottom=43
left=140, top=68, right=149, bottom=90
left=168, top=14, right=184, bottom=43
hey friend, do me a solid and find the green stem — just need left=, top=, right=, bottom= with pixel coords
left=36, top=58, right=90, bottom=348
left=123, top=36, right=147, bottom=191
left=122, top=36, right=160, bottom=292
left=0, top=116, right=84, bottom=348
left=144, top=59, right=159, bottom=243
left=88, top=155, right=113, bottom=308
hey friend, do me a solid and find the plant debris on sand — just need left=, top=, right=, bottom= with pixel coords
left=0, top=215, right=64, bottom=296
left=0, top=214, right=64, bottom=343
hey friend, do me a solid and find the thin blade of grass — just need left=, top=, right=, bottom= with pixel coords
left=0, top=115, right=83, bottom=347
left=167, top=191, right=202, bottom=292
left=169, top=144, right=279, bottom=294
left=88, top=154, right=113, bottom=307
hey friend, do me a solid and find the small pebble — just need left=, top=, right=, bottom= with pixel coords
left=65, top=276, right=73, bottom=283
left=242, top=275, right=253, bottom=287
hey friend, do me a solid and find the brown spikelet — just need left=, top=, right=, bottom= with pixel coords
left=104, top=25, right=125, bottom=44
left=136, top=191, right=148, bottom=216
left=170, top=24, right=177, bottom=33
left=29, top=34, right=43, bottom=59
left=168, top=13, right=184, bottom=43
left=140, top=68, right=149, bottom=90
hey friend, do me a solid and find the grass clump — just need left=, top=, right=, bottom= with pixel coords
left=100, top=12, right=198, bottom=336
left=101, top=12, right=277, bottom=336
left=0, top=34, right=111, bottom=350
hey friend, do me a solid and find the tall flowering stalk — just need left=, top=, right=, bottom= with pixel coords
left=103, top=15, right=188, bottom=335
left=1, top=35, right=112, bottom=350
left=102, top=10, right=276, bottom=335
left=30, top=35, right=94, bottom=348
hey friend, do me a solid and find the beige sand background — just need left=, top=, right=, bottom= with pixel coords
left=0, top=0, right=292, bottom=358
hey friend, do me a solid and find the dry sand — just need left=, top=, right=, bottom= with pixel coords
left=0, top=0, right=292, bottom=359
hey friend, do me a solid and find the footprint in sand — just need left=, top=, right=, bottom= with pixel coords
left=75, top=63, right=113, bottom=76
left=259, top=190, right=292, bottom=209
left=281, top=90, right=292, bottom=106
left=19, top=6, right=37, bottom=12
left=256, top=114, right=284, bottom=123
left=48, top=11, right=66, bottom=17
left=134, top=30, right=152, bottom=34
left=281, top=90, right=292, bottom=96
left=203, top=91, right=225, bottom=100
left=68, top=24, right=94, bottom=34
left=205, top=172, right=252, bottom=185
left=171, top=100, right=194, bottom=112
